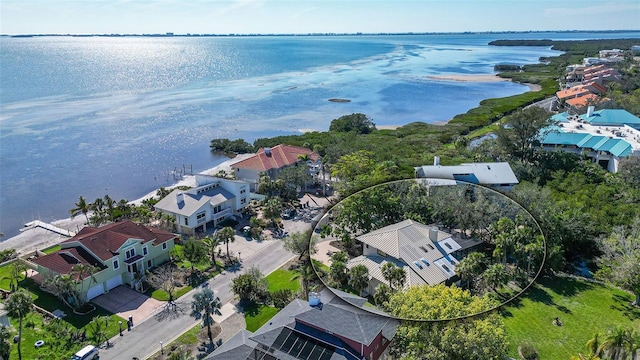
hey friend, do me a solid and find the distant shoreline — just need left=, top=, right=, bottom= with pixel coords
left=2, top=29, right=638, bottom=38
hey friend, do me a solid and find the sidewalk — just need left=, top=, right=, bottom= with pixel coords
left=98, top=240, right=295, bottom=360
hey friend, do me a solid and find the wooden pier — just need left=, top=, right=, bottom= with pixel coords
left=21, top=220, right=77, bottom=237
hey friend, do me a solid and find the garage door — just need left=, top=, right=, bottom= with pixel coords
left=106, top=274, right=123, bottom=291
left=87, top=283, right=104, bottom=300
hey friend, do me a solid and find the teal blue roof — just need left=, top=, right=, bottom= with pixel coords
left=542, top=132, right=590, bottom=145
left=552, top=112, right=570, bottom=123
left=582, top=109, right=640, bottom=126
left=541, top=132, right=633, bottom=157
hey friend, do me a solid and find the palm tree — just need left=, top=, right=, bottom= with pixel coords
left=104, top=194, right=116, bottom=222
left=9, top=261, right=27, bottom=292
left=586, top=333, right=604, bottom=358
left=348, top=264, right=369, bottom=297
left=215, top=227, right=236, bottom=260
left=390, top=267, right=406, bottom=291
left=91, top=197, right=105, bottom=226
left=6, top=290, right=33, bottom=360
left=600, top=326, right=630, bottom=360
left=299, top=262, right=316, bottom=296
left=190, top=288, right=222, bottom=343
left=202, top=237, right=221, bottom=270
left=69, top=196, right=91, bottom=224
left=117, top=199, right=131, bottom=219
left=483, top=263, right=510, bottom=292
left=69, top=263, right=99, bottom=306
left=381, top=262, right=396, bottom=289
left=456, top=252, right=485, bottom=290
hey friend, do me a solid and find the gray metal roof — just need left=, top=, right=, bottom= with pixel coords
left=205, top=329, right=256, bottom=360
left=415, top=162, right=519, bottom=185
left=355, top=220, right=457, bottom=286
left=154, top=187, right=235, bottom=216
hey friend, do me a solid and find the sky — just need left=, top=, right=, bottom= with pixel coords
left=1, top=0, right=639, bottom=35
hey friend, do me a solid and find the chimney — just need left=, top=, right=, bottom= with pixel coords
left=176, top=192, right=184, bottom=204
left=586, top=105, right=595, bottom=117
left=264, top=147, right=272, bottom=157
left=434, top=155, right=440, bottom=166
left=429, top=227, right=439, bottom=242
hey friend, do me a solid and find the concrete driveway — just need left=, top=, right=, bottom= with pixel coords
left=92, top=286, right=163, bottom=323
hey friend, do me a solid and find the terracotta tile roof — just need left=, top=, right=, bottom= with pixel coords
left=61, top=221, right=176, bottom=262
left=556, top=86, right=591, bottom=100
left=565, top=94, right=609, bottom=108
left=231, top=144, right=319, bottom=172
left=32, top=246, right=106, bottom=275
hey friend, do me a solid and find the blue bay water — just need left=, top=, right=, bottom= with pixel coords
left=1, top=32, right=639, bottom=238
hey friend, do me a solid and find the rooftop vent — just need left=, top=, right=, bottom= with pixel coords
left=429, top=227, right=439, bottom=242
left=413, top=261, right=423, bottom=269
left=308, top=291, right=321, bottom=307
left=434, top=155, right=440, bottom=166
left=420, top=258, right=430, bottom=266
left=265, top=147, right=272, bottom=157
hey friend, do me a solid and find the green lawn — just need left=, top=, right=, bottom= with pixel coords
left=502, top=276, right=640, bottom=359
left=265, top=268, right=301, bottom=293
left=5, top=279, right=124, bottom=360
left=42, top=244, right=61, bottom=254
left=150, top=285, right=193, bottom=301
left=0, top=262, right=18, bottom=291
left=243, top=303, right=279, bottom=332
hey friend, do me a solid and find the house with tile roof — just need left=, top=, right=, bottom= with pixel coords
left=539, top=108, right=640, bottom=172
left=154, top=175, right=250, bottom=234
left=231, top=145, right=321, bottom=192
left=206, top=289, right=399, bottom=360
left=564, top=93, right=611, bottom=111
left=347, top=220, right=482, bottom=295
left=556, top=82, right=607, bottom=102
left=414, top=158, right=519, bottom=191
left=32, top=220, right=177, bottom=301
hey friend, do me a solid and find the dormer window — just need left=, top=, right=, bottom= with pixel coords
left=143, top=246, right=148, bottom=256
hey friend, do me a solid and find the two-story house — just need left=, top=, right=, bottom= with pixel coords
left=231, top=144, right=320, bottom=192
left=32, top=220, right=177, bottom=301
left=154, top=175, right=250, bottom=234
left=207, top=289, right=399, bottom=360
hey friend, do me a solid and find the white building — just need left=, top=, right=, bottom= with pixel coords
left=154, top=175, right=249, bottom=234
left=414, top=158, right=519, bottom=191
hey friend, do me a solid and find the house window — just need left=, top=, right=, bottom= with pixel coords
left=376, top=249, right=388, bottom=257
left=197, top=212, right=206, bottom=220
left=162, top=243, right=167, bottom=250
left=143, top=246, right=148, bottom=256
left=147, top=260, right=152, bottom=268
left=113, top=259, right=119, bottom=270
left=185, top=217, right=189, bottom=226
left=240, top=198, right=246, bottom=205
left=240, top=189, right=246, bottom=194
left=125, top=248, right=136, bottom=259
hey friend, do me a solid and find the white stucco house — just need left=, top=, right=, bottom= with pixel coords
left=154, top=175, right=250, bottom=234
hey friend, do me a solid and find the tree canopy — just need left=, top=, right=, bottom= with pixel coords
left=329, top=113, right=376, bottom=134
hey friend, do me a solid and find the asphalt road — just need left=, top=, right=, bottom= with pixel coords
left=98, top=240, right=295, bottom=360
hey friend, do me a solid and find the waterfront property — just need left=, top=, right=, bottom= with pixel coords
left=232, top=144, right=321, bottom=192
left=539, top=107, right=640, bottom=172
left=31, top=220, right=177, bottom=301
left=154, top=174, right=250, bottom=234
left=347, top=220, right=483, bottom=295
left=414, top=157, right=519, bottom=191
left=207, top=291, right=399, bottom=360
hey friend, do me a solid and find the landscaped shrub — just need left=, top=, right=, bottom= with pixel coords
left=519, top=342, right=539, bottom=360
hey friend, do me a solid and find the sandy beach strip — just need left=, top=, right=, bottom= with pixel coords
left=427, top=74, right=509, bottom=82
left=428, top=74, right=542, bottom=92
left=0, top=153, right=256, bottom=255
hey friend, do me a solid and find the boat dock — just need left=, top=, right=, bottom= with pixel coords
left=21, top=220, right=77, bottom=237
